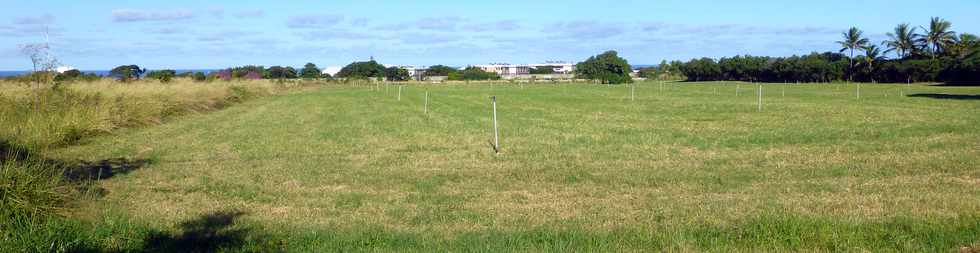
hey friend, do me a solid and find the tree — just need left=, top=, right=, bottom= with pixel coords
left=861, top=45, right=884, bottom=82
left=384, top=67, right=410, bottom=81
left=336, top=60, right=385, bottom=79
left=110, top=65, right=146, bottom=82
left=920, top=17, right=956, bottom=59
left=575, top=50, right=633, bottom=84
left=54, top=69, right=82, bottom=82
left=221, top=65, right=265, bottom=79
left=447, top=67, right=499, bottom=81
left=146, top=69, right=176, bottom=83
left=883, top=23, right=919, bottom=59
left=300, top=63, right=321, bottom=79
left=425, top=65, right=457, bottom=77
left=837, top=27, right=869, bottom=81
left=192, top=72, right=207, bottom=82
left=947, top=33, right=979, bottom=59
left=20, top=43, right=59, bottom=94
left=268, top=66, right=297, bottom=79
left=679, top=57, right=722, bottom=81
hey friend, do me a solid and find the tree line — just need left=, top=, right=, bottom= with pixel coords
left=655, top=17, right=978, bottom=84
left=88, top=61, right=505, bottom=83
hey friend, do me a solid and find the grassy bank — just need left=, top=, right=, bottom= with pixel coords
left=0, top=79, right=304, bottom=150
left=0, top=78, right=314, bottom=252
left=44, top=81, right=979, bottom=251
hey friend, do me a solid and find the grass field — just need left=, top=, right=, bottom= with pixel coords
left=48, top=81, right=980, bottom=251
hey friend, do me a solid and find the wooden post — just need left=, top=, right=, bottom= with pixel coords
left=424, top=91, right=429, bottom=114
left=757, top=84, right=763, bottom=112
left=856, top=83, right=861, bottom=99
left=491, top=96, right=499, bottom=154
left=398, top=85, right=402, bottom=101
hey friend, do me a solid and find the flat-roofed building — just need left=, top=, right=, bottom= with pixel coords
left=529, top=61, right=575, bottom=74
left=473, top=63, right=531, bottom=76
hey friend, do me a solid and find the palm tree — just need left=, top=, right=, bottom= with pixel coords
left=883, top=23, right=918, bottom=59
left=837, top=27, right=869, bottom=81
left=862, top=45, right=884, bottom=83
left=919, top=17, right=956, bottom=58
left=947, top=33, right=979, bottom=59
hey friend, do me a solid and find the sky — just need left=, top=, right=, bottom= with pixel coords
left=2, top=0, right=979, bottom=70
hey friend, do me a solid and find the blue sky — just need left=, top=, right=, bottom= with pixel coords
left=2, top=0, right=978, bottom=70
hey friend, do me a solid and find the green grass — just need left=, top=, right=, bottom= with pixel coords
left=47, top=81, right=980, bottom=251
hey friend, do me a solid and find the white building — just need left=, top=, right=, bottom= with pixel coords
left=474, top=62, right=575, bottom=76
left=472, top=63, right=531, bottom=76
left=55, top=65, right=76, bottom=73
left=321, top=66, right=343, bottom=77
left=529, top=61, right=575, bottom=74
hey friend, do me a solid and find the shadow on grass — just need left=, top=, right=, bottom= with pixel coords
left=144, top=211, right=274, bottom=252
left=1, top=139, right=149, bottom=182
left=61, top=158, right=149, bottom=182
left=907, top=93, right=980, bottom=100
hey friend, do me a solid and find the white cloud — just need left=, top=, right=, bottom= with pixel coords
left=234, top=10, right=265, bottom=19
left=208, top=7, right=225, bottom=19
left=463, top=20, right=521, bottom=32
left=111, top=9, right=195, bottom=22
left=548, top=21, right=625, bottom=40
left=287, top=14, right=344, bottom=28
left=14, top=14, right=55, bottom=25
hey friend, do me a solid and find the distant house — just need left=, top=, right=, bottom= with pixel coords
left=55, top=65, right=76, bottom=73
left=473, top=63, right=531, bottom=76
left=321, top=66, right=343, bottom=77
left=473, top=61, right=576, bottom=78
left=529, top=61, right=575, bottom=74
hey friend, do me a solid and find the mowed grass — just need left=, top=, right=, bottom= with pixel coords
left=52, top=81, right=980, bottom=251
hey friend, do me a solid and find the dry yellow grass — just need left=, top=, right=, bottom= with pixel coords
left=0, top=78, right=310, bottom=149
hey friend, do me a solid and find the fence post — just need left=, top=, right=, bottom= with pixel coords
left=398, top=85, right=402, bottom=101
left=491, top=96, right=499, bottom=154
left=757, top=84, right=763, bottom=112
left=424, top=91, right=429, bottom=114
left=856, top=83, right=861, bottom=99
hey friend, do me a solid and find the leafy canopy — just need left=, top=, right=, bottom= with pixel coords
left=109, top=65, right=146, bottom=81
left=575, top=50, right=633, bottom=84
left=300, top=63, right=321, bottom=79
left=337, top=60, right=385, bottom=78
left=425, top=65, right=457, bottom=76
left=145, top=69, right=176, bottom=83
left=384, top=67, right=410, bottom=81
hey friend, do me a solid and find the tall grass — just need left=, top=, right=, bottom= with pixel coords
left=0, top=149, right=83, bottom=252
left=0, top=78, right=294, bottom=149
